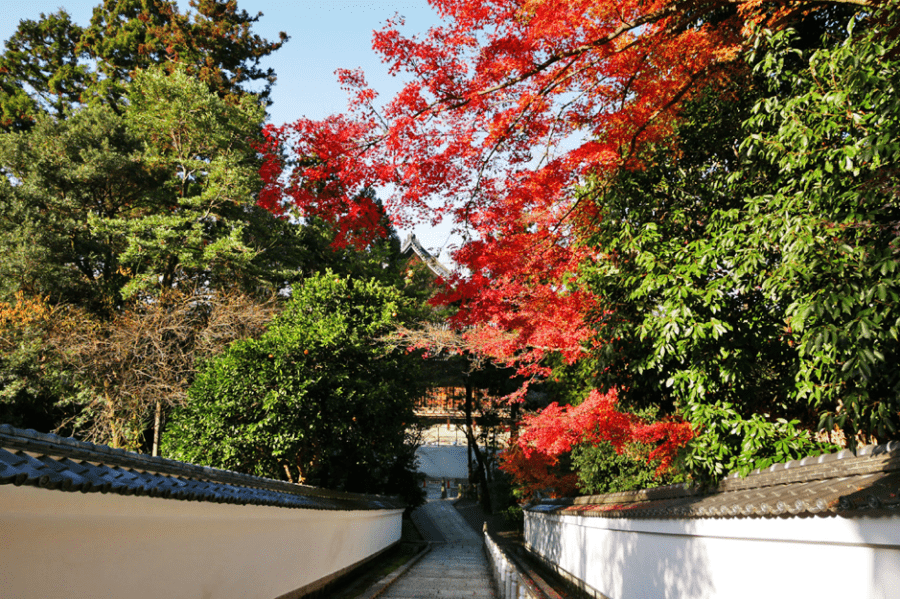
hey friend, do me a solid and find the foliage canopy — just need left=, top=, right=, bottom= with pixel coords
left=163, top=272, right=426, bottom=503
left=0, top=0, right=287, bottom=130
left=259, top=0, right=899, bottom=491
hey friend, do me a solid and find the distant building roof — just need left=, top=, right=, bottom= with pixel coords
left=0, top=424, right=403, bottom=510
left=400, top=233, right=452, bottom=280
left=528, top=441, right=900, bottom=519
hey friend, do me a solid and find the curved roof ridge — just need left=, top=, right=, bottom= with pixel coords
left=401, top=233, right=452, bottom=279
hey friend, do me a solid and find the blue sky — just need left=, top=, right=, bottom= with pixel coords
left=0, top=1, right=441, bottom=124
left=0, top=1, right=459, bottom=261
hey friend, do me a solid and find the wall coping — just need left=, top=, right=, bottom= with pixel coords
left=0, top=424, right=404, bottom=510
left=527, top=441, right=900, bottom=519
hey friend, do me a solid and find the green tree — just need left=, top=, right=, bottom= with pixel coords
left=0, top=65, right=307, bottom=313
left=0, top=65, right=415, bottom=446
left=115, top=65, right=294, bottom=298
left=735, top=16, right=900, bottom=449
left=0, top=66, right=314, bottom=446
left=163, top=272, right=426, bottom=503
left=0, top=10, right=86, bottom=128
left=575, top=5, right=898, bottom=483
left=0, top=102, right=155, bottom=313
left=0, top=294, right=83, bottom=434
left=80, top=0, right=287, bottom=110
left=0, top=0, right=286, bottom=130
left=578, top=83, right=827, bottom=482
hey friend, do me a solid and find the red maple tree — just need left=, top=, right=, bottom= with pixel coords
left=499, top=388, right=694, bottom=498
left=257, top=0, right=868, bottom=489
left=258, top=0, right=858, bottom=367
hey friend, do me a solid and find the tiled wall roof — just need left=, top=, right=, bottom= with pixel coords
left=528, top=441, right=900, bottom=519
left=0, top=424, right=404, bottom=510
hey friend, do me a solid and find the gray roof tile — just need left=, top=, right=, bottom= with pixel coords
left=400, top=234, right=452, bottom=279
left=528, top=442, right=900, bottom=519
left=0, top=424, right=403, bottom=510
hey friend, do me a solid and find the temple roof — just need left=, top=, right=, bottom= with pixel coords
left=400, top=233, right=452, bottom=279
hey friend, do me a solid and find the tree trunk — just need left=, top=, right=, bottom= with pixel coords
left=464, top=376, right=491, bottom=513
left=152, top=400, right=162, bottom=457
left=465, top=378, right=474, bottom=482
left=467, top=437, right=473, bottom=482
left=283, top=463, right=294, bottom=483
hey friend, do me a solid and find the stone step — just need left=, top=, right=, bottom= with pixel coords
left=378, top=500, right=496, bottom=599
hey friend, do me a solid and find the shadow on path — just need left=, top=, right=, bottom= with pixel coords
left=380, top=497, right=495, bottom=598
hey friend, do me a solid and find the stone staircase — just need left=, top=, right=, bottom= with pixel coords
left=380, top=499, right=496, bottom=598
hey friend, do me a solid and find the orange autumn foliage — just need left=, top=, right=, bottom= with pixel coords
left=499, top=388, right=693, bottom=499
left=0, top=293, right=51, bottom=336
left=258, top=0, right=856, bottom=374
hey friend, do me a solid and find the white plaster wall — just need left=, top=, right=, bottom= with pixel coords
left=526, top=510, right=900, bottom=599
left=0, top=485, right=402, bottom=599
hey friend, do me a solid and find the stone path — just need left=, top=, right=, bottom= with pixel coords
left=381, top=498, right=496, bottom=598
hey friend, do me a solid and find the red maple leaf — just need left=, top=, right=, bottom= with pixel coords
left=499, top=388, right=694, bottom=499
left=258, top=0, right=854, bottom=377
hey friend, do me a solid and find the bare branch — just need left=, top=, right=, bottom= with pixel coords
left=50, top=288, right=278, bottom=452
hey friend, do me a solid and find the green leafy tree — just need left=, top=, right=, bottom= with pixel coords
left=0, top=0, right=286, bottom=130
left=0, top=294, right=84, bottom=433
left=0, top=65, right=307, bottom=313
left=572, top=442, right=684, bottom=496
left=578, top=85, right=828, bottom=481
left=80, top=0, right=287, bottom=110
left=163, top=272, right=426, bottom=504
left=0, top=64, right=414, bottom=445
left=735, top=16, right=900, bottom=448
left=0, top=10, right=87, bottom=128
left=0, top=102, right=155, bottom=313
left=576, top=5, right=898, bottom=483
left=0, top=65, right=314, bottom=446
left=115, top=65, right=292, bottom=298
